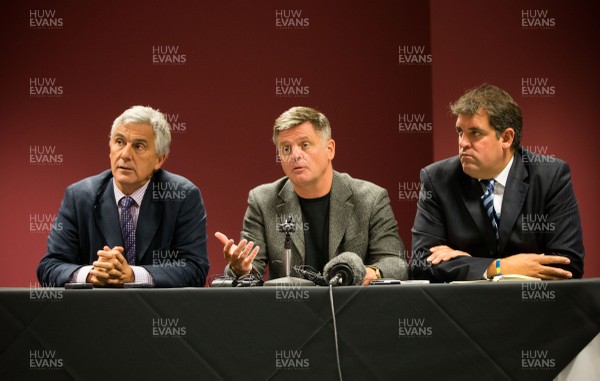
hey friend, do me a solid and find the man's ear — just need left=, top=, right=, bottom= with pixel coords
left=501, top=128, right=515, bottom=149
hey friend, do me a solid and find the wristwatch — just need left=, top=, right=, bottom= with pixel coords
left=366, top=266, right=382, bottom=279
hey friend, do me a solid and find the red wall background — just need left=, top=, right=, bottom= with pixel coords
left=0, top=0, right=597, bottom=286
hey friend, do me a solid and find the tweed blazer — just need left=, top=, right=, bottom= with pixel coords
left=227, top=171, right=407, bottom=280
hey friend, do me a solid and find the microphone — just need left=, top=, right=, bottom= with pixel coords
left=294, top=266, right=328, bottom=286
left=323, top=252, right=366, bottom=286
left=263, top=215, right=314, bottom=287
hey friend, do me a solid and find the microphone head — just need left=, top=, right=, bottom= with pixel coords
left=323, top=252, right=366, bottom=286
left=277, top=215, right=296, bottom=233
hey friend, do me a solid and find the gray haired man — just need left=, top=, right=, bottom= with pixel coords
left=38, top=106, right=209, bottom=287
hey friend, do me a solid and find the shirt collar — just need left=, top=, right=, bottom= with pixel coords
left=494, top=156, right=514, bottom=188
left=113, top=178, right=150, bottom=207
left=477, top=156, right=513, bottom=188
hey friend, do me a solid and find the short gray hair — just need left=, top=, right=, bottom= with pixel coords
left=110, top=105, right=171, bottom=156
left=273, top=106, right=332, bottom=145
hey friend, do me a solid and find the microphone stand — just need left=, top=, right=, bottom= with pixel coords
left=264, top=215, right=314, bottom=287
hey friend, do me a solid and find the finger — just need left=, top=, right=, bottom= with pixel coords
left=244, top=246, right=260, bottom=265
left=239, top=241, right=255, bottom=259
left=91, top=265, right=110, bottom=274
left=92, top=261, right=113, bottom=270
left=430, top=245, right=450, bottom=252
left=426, top=251, right=442, bottom=262
left=105, top=278, right=125, bottom=286
left=111, top=259, right=124, bottom=272
left=97, top=251, right=115, bottom=261
left=98, top=257, right=116, bottom=269
left=232, top=240, right=249, bottom=260
left=111, top=250, right=127, bottom=263
left=222, top=240, right=236, bottom=260
left=430, top=255, right=445, bottom=265
left=111, top=246, right=124, bottom=253
left=539, top=266, right=572, bottom=279
left=214, top=232, right=230, bottom=246
left=438, top=254, right=453, bottom=263
left=106, top=269, right=122, bottom=278
left=223, top=239, right=237, bottom=256
left=538, top=255, right=570, bottom=265
left=428, top=251, right=449, bottom=264
left=232, top=243, right=251, bottom=265
left=91, top=269, right=110, bottom=280
left=431, top=251, right=462, bottom=264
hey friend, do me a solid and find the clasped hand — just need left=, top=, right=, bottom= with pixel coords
left=427, top=245, right=572, bottom=280
left=87, top=246, right=134, bottom=286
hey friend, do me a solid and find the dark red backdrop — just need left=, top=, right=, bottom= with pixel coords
left=0, top=0, right=597, bottom=286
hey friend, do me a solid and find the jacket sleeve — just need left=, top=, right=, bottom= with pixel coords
left=366, top=187, right=408, bottom=280
left=240, top=189, right=269, bottom=277
left=143, top=186, right=210, bottom=287
left=538, top=161, right=584, bottom=277
left=37, top=187, right=85, bottom=286
left=411, top=168, right=493, bottom=282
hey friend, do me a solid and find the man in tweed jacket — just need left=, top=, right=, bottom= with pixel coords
left=216, top=107, right=407, bottom=284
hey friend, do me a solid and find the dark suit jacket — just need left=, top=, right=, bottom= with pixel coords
left=37, top=169, right=209, bottom=287
left=226, top=171, right=408, bottom=280
left=411, top=148, right=584, bottom=282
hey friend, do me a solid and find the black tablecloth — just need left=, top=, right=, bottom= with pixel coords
left=1, top=279, right=599, bottom=380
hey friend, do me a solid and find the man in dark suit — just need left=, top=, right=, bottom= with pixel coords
left=411, top=84, right=584, bottom=282
left=215, top=107, right=407, bottom=284
left=37, top=106, right=209, bottom=287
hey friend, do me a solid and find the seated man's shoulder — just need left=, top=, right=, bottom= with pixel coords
left=66, top=170, right=113, bottom=195
left=520, top=148, right=569, bottom=176
left=423, top=156, right=461, bottom=176
left=153, top=169, right=199, bottom=191
left=335, top=171, right=387, bottom=197
left=249, top=176, right=290, bottom=200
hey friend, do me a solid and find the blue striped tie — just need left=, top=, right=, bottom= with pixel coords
left=481, top=179, right=500, bottom=241
left=119, top=196, right=136, bottom=265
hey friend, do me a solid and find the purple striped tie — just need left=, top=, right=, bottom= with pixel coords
left=119, top=196, right=136, bottom=265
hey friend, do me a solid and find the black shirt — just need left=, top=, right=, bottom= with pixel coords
left=298, top=193, right=330, bottom=272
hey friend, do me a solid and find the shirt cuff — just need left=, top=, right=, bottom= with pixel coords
left=131, top=266, right=154, bottom=286
left=71, top=265, right=93, bottom=283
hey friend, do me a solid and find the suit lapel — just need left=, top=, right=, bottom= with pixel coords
left=136, top=179, right=162, bottom=263
left=277, top=180, right=305, bottom=260
left=328, top=172, right=353, bottom=261
left=94, top=178, right=123, bottom=248
left=459, top=173, right=498, bottom=256
left=498, top=151, right=528, bottom=254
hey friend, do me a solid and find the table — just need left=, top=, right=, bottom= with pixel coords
left=1, top=279, right=599, bottom=380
